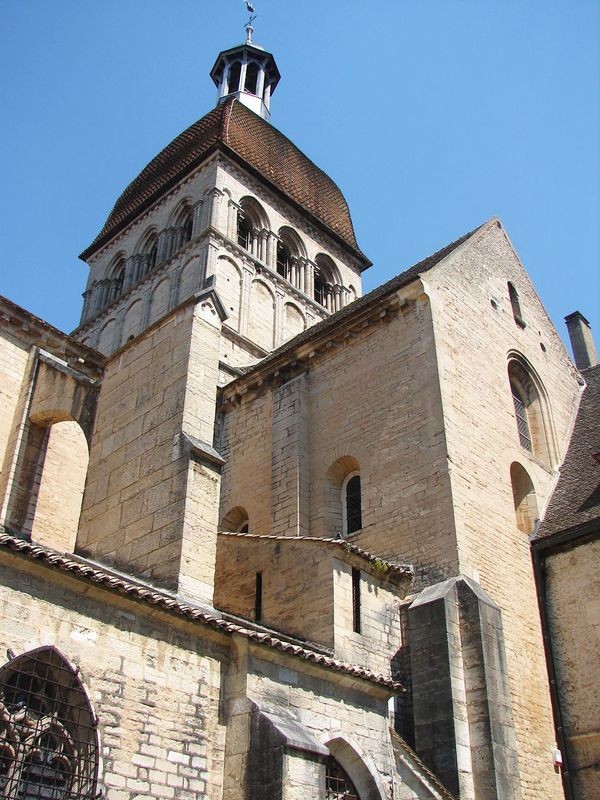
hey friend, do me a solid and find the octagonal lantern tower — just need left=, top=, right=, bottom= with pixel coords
left=210, top=22, right=281, bottom=121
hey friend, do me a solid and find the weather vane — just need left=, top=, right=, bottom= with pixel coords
left=242, top=0, right=257, bottom=43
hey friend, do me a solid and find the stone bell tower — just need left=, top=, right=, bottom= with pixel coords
left=72, top=24, right=369, bottom=605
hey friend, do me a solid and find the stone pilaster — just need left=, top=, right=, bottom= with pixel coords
left=191, top=199, right=204, bottom=238
left=408, top=576, right=522, bottom=800
left=270, top=373, right=310, bottom=537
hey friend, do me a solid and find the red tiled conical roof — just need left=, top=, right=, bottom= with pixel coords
left=80, top=99, right=368, bottom=265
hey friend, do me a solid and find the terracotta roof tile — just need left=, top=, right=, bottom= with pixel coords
left=80, top=99, right=367, bottom=264
left=0, top=534, right=403, bottom=692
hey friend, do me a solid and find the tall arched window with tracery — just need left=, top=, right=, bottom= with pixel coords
left=507, top=357, right=553, bottom=466
left=326, top=756, right=361, bottom=799
left=0, top=646, right=98, bottom=800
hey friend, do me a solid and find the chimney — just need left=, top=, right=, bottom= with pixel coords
left=565, top=311, right=598, bottom=370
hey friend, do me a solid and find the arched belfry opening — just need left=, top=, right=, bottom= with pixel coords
left=210, top=28, right=281, bottom=121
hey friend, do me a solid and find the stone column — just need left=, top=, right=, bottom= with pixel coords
left=81, top=289, right=92, bottom=322
left=239, top=265, right=254, bottom=338
left=227, top=200, right=239, bottom=240
left=305, top=260, right=316, bottom=298
left=123, top=255, right=137, bottom=290
left=270, top=373, right=310, bottom=537
left=191, top=199, right=204, bottom=238
left=157, top=228, right=171, bottom=264
left=205, top=187, right=224, bottom=232
left=289, top=257, right=298, bottom=288
left=266, top=232, right=278, bottom=270
left=259, top=229, right=269, bottom=263
left=333, top=284, right=342, bottom=312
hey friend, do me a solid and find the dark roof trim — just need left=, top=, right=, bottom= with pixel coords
left=531, top=519, right=600, bottom=553
left=221, top=220, right=489, bottom=400
left=0, top=534, right=404, bottom=693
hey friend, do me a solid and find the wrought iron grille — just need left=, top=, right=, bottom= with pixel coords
left=325, top=756, right=360, bottom=799
left=511, top=391, right=533, bottom=452
left=0, top=647, right=98, bottom=800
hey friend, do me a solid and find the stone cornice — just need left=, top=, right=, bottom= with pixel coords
left=0, top=295, right=104, bottom=377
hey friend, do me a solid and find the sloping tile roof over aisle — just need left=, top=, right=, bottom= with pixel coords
left=535, top=364, right=600, bottom=540
left=80, top=99, right=368, bottom=265
left=0, top=533, right=404, bottom=692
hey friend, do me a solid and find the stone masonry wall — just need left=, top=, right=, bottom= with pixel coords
left=545, top=538, right=600, bottom=800
left=76, top=298, right=222, bottom=602
left=0, top=552, right=229, bottom=800
left=220, top=287, right=460, bottom=582
left=245, top=651, right=394, bottom=798
left=425, top=221, right=582, bottom=800
left=214, top=535, right=334, bottom=647
left=0, top=333, right=30, bottom=481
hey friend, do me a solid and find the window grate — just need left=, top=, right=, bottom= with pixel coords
left=512, top=391, right=532, bottom=452
left=325, top=757, right=360, bottom=799
left=0, top=647, right=98, bottom=800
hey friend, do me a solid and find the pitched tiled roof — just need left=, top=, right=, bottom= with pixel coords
left=0, top=533, right=404, bottom=692
left=535, top=364, right=600, bottom=540
left=80, top=99, right=367, bottom=264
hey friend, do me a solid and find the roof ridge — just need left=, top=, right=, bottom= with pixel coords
left=217, top=532, right=414, bottom=575
left=221, top=220, right=490, bottom=392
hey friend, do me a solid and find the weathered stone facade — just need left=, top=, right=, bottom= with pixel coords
left=0, top=28, right=592, bottom=800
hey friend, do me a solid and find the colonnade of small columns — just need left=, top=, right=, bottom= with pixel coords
left=81, top=185, right=350, bottom=327
left=82, top=199, right=205, bottom=322
left=223, top=197, right=348, bottom=313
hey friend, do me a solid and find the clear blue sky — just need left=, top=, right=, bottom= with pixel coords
left=1, top=1, right=598, bottom=354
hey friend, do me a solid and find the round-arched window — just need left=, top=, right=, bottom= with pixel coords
left=343, top=473, right=362, bottom=535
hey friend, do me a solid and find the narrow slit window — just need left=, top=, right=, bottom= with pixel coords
left=352, top=567, right=361, bottom=634
left=255, top=572, right=263, bottom=622
left=508, top=282, right=526, bottom=328
left=344, top=475, right=362, bottom=534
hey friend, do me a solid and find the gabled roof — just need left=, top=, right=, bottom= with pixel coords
left=80, top=99, right=368, bottom=265
left=221, top=220, right=488, bottom=394
left=535, top=364, right=600, bottom=541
